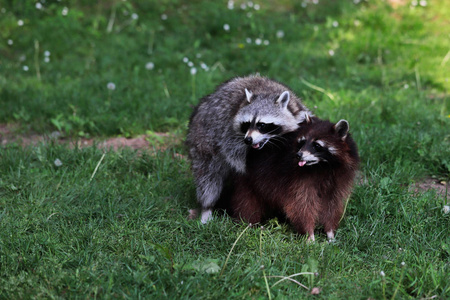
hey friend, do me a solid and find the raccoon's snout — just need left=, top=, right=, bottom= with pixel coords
left=296, top=152, right=307, bottom=167
left=244, top=137, right=253, bottom=145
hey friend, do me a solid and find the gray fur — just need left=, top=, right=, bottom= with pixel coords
left=186, top=75, right=312, bottom=220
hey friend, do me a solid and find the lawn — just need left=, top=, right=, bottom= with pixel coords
left=0, top=0, right=449, bottom=298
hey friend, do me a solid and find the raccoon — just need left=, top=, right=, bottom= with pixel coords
left=228, top=116, right=359, bottom=241
left=186, top=75, right=312, bottom=224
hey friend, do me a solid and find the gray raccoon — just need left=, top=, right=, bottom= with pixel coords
left=186, top=75, right=312, bottom=223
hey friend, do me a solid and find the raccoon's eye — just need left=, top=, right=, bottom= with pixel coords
left=256, top=122, right=266, bottom=130
left=313, top=142, right=324, bottom=151
left=240, top=122, right=251, bottom=133
left=257, top=122, right=281, bottom=134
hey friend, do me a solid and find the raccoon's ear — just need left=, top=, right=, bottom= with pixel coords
left=334, top=119, right=349, bottom=140
left=245, top=88, right=253, bottom=103
left=276, top=91, right=290, bottom=110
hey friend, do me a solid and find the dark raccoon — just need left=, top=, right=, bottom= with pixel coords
left=228, top=116, right=359, bottom=241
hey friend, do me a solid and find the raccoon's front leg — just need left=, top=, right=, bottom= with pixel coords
left=284, top=203, right=317, bottom=242
left=193, top=159, right=230, bottom=224
left=320, top=198, right=345, bottom=241
left=196, top=176, right=224, bottom=224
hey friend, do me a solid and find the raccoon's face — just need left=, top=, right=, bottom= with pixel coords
left=233, top=89, right=301, bottom=150
left=295, top=119, right=349, bottom=167
left=239, top=119, right=283, bottom=149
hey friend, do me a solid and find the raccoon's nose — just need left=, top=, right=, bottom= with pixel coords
left=296, top=152, right=303, bottom=160
left=244, top=137, right=253, bottom=145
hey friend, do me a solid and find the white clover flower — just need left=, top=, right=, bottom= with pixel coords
left=411, top=0, right=418, bottom=6
left=354, top=0, right=361, bottom=3
left=145, top=62, right=154, bottom=70
left=404, top=84, right=409, bottom=89
left=161, top=14, right=168, bottom=20
left=354, top=20, right=361, bottom=27
left=276, top=30, right=285, bottom=38
left=301, top=2, right=307, bottom=8
left=419, top=0, right=427, bottom=6
left=44, top=57, right=50, bottom=63
left=107, top=82, right=116, bottom=90
left=23, top=65, right=29, bottom=71
left=227, top=0, right=234, bottom=9
left=240, top=3, right=247, bottom=10
left=44, top=50, right=51, bottom=57
left=131, top=13, right=138, bottom=20
left=313, top=0, right=319, bottom=4
left=18, top=19, right=24, bottom=26
left=54, top=159, right=63, bottom=167
left=223, top=24, right=230, bottom=31
left=255, top=38, right=262, bottom=45
left=183, top=57, right=189, bottom=63
left=247, top=1, right=254, bottom=7
left=380, top=271, right=385, bottom=277
left=62, top=7, right=68, bottom=16
left=190, top=67, right=197, bottom=75
left=443, top=205, right=450, bottom=214
left=246, top=37, right=252, bottom=44
left=36, top=2, right=43, bottom=10
left=7, top=39, right=13, bottom=45
left=200, top=62, right=208, bottom=70
left=254, top=4, right=260, bottom=10
left=401, top=262, right=406, bottom=266
left=188, top=61, right=194, bottom=67
left=332, top=21, right=339, bottom=27
left=263, top=40, right=269, bottom=45
left=328, top=49, right=335, bottom=56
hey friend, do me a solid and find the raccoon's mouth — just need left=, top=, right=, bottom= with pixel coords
left=298, top=160, right=316, bottom=167
left=251, top=139, right=269, bottom=150
left=298, top=160, right=319, bottom=167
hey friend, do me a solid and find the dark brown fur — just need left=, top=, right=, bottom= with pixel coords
left=228, top=118, right=359, bottom=240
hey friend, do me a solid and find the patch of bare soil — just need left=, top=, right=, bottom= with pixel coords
left=0, top=123, right=179, bottom=152
left=387, top=0, right=408, bottom=8
left=410, top=178, right=449, bottom=201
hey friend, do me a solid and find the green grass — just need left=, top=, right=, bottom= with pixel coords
left=1, top=0, right=449, bottom=298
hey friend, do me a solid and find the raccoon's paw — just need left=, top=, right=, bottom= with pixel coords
left=200, top=209, right=213, bottom=224
left=307, top=233, right=315, bottom=243
left=326, top=230, right=336, bottom=243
